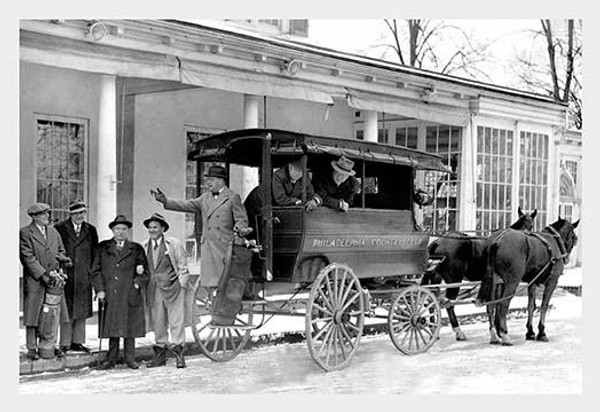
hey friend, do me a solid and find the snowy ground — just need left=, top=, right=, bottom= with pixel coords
left=19, top=292, right=582, bottom=395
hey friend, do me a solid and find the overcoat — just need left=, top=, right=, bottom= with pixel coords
left=164, top=187, right=249, bottom=287
left=313, top=173, right=360, bottom=211
left=55, top=219, right=98, bottom=320
left=19, top=222, right=70, bottom=326
left=90, top=239, right=149, bottom=338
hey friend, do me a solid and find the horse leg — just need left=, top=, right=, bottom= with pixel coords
left=537, top=278, right=559, bottom=342
left=445, top=287, right=467, bottom=341
left=497, top=283, right=518, bottom=346
left=526, top=284, right=537, bottom=340
left=487, top=302, right=501, bottom=344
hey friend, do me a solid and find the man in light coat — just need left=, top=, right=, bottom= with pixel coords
left=20, top=203, right=71, bottom=360
left=142, top=213, right=189, bottom=368
left=151, top=165, right=250, bottom=288
left=54, top=200, right=98, bottom=354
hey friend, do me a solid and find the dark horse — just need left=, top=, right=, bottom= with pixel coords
left=422, top=207, right=537, bottom=341
left=476, top=217, right=579, bottom=345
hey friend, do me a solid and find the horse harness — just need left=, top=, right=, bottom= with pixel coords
left=482, top=226, right=569, bottom=305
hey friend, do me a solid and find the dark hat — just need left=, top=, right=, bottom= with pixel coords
left=204, top=165, right=228, bottom=180
left=331, top=155, right=356, bottom=176
left=68, top=200, right=87, bottom=214
left=27, top=203, right=51, bottom=216
left=143, top=212, right=170, bottom=232
left=108, top=214, right=132, bottom=230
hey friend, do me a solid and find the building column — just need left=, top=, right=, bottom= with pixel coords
left=97, top=75, right=118, bottom=240
left=364, top=110, right=378, bottom=142
left=459, top=114, right=477, bottom=231
left=230, top=94, right=259, bottom=199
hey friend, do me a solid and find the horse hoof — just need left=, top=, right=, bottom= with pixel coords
left=536, top=335, right=549, bottom=342
left=525, top=334, right=536, bottom=341
left=501, top=341, right=514, bottom=346
left=490, top=339, right=501, bottom=345
left=456, top=335, right=468, bottom=342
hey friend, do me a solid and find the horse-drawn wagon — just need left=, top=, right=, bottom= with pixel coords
left=185, top=128, right=580, bottom=371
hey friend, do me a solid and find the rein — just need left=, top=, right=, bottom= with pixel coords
left=479, top=225, right=570, bottom=306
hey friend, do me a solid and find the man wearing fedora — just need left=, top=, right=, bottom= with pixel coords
left=313, top=155, right=361, bottom=212
left=142, top=213, right=189, bottom=368
left=54, top=200, right=98, bottom=354
left=19, top=203, right=71, bottom=360
left=151, top=165, right=250, bottom=289
left=91, top=215, right=149, bottom=370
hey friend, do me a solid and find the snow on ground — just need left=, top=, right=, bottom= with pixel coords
left=20, top=293, right=582, bottom=395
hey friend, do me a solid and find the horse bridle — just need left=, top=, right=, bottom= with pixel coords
left=544, top=225, right=570, bottom=264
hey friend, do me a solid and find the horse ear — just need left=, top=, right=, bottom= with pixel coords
left=531, top=209, right=538, bottom=219
left=518, top=206, right=523, bottom=217
left=572, top=219, right=580, bottom=228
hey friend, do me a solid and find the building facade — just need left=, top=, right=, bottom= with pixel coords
left=20, top=19, right=582, bottom=273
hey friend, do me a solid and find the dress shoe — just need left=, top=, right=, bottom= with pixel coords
left=70, top=343, right=90, bottom=353
left=97, top=360, right=115, bottom=370
left=56, top=347, right=67, bottom=358
left=26, top=349, right=39, bottom=361
left=126, top=361, right=140, bottom=370
left=172, top=344, right=186, bottom=369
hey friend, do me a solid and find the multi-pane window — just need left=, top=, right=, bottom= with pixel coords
left=377, top=128, right=389, bottom=144
left=423, top=125, right=461, bottom=232
left=395, top=126, right=418, bottom=149
left=518, top=131, right=549, bottom=231
left=563, top=160, right=579, bottom=190
left=475, top=126, right=514, bottom=234
left=36, top=117, right=87, bottom=223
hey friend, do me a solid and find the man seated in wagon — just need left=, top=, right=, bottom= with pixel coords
left=312, top=155, right=361, bottom=212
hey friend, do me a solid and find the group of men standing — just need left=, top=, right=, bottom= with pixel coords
left=20, top=155, right=360, bottom=369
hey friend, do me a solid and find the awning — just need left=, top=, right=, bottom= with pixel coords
left=346, top=89, right=470, bottom=126
left=20, top=30, right=181, bottom=82
left=180, top=59, right=345, bottom=104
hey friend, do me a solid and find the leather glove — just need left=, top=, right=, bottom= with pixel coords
left=150, top=188, right=167, bottom=204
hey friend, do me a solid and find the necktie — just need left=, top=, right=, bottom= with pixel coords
left=117, top=241, right=124, bottom=250
left=41, top=227, right=46, bottom=239
left=75, top=225, right=81, bottom=236
left=153, top=241, right=159, bottom=267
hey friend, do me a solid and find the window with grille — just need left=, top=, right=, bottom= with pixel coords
left=518, top=131, right=549, bottom=231
left=36, top=117, right=88, bottom=224
left=423, top=125, right=461, bottom=232
left=475, top=126, right=514, bottom=234
left=395, top=126, right=418, bottom=149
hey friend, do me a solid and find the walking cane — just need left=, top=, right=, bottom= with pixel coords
left=97, top=298, right=106, bottom=369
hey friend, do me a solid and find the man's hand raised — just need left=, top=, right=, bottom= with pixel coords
left=150, top=187, right=167, bottom=204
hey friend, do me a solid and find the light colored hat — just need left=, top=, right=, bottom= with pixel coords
left=68, top=200, right=87, bottom=214
left=27, top=203, right=51, bottom=216
left=331, top=156, right=356, bottom=176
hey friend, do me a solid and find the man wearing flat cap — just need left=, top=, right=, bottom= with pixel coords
left=19, top=203, right=71, bottom=360
left=142, top=213, right=189, bottom=368
left=313, top=155, right=361, bottom=212
left=54, top=200, right=98, bottom=354
left=91, top=215, right=149, bottom=370
left=151, top=165, right=250, bottom=289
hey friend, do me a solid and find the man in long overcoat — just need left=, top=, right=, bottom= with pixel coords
left=91, top=215, right=149, bottom=370
left=151, top=165, right=250, bottom=288
left=55, top=200, right=98, bottom=353
left=19, top=203, right=71, bottom=360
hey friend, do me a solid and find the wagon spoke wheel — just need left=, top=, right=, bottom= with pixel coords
left=388, top=285, right=441, bottom=355
left=305, top=263, right=364, bottom=372
left=191, top=285, right=254, bottom=362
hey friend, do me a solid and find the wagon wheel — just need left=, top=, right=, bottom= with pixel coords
left=305, top=263, right=365, bottom=372
left=191, top=285, right=254, bottom=362
left=388, top=285, right=441, bottom=355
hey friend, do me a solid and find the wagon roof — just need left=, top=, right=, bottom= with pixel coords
left=188, top=128, right=450, bottom=172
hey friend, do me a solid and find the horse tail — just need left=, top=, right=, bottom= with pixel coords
left=477, top=241, right=500, bottom=304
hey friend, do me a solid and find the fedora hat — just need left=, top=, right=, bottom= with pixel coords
left=143, top=212, right=170, bottom=232
left=27, top=202, right=51, bottom=216
left=68, top=200, right=87, bottom=214
left=331, top=156, right=356, bottom=176
left=108, top=214, right=132, bottom=230
left=204, top=165, right=228, bottom=180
